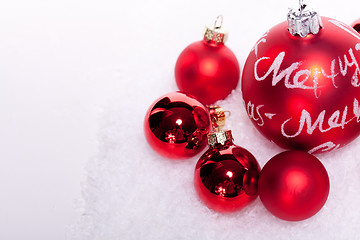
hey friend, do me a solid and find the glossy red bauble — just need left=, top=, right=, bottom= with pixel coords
left=175, top=40, right=240, bottom=105
left=144, top=92, right=211, bottom=159
left=242, top=17, right=360, bottom=153
left=194, top=131, right=260, bottom=212
left=258, top=151, right=330, bottom=221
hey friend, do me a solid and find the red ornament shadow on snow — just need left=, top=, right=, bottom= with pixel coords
left=241, top=16, right=360, bottom=154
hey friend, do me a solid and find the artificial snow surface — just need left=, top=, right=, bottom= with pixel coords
left=69, top=1, right=360, bottom=239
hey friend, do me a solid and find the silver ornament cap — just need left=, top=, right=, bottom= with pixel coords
left=287, top=0, right=323, bottom=38
left=207, top=130, right=233, bottom=147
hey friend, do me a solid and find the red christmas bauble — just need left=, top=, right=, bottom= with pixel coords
left=258, top=151, right=330, bottom=221
left=352, top=19, right=360, bottom=33
left=194, top=130, right=260, bottom=212
left=144, top=92, right=211, bottom=159
left=241, top=16, right=360, bottom=153
left=175, top=39, right=240, bottom=105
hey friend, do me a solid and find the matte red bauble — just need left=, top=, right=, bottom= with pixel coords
left=194, top=130, right=260, bottom=212
left=258, top=151, right=330, bottom=221
left=175, top=16, right=240, bottom=105
left=144, top=92, right=211, bottom=159
left=241, top=6, right=360, bottom=154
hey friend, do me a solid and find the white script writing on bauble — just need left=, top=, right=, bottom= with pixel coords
left=253, top=45, right=360, bottom=98
left=308, top=141, right=340, bottom=154
left=328, top=19, right=360, bottom=41
left=281, top=98, right=360, bottom=138
left=246, top=101, right=276, bottom=126
left=251, top=31, right=268, bottom=57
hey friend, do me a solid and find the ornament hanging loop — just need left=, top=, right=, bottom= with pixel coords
left=214, top=15, right=223, bottom=29
left=224, top=110, right=231, bottom=118
left=299, top=0, right=306, bottom=12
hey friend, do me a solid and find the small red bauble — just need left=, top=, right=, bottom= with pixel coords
left=144, top=92, right=211, bottom=159
left=194, top=130, right=260, bottom=212
left=241, top=11, right=360, bottom=153
left=258, top=151, right=330, bottom=221
left=175, top=16, right=240, bottom=105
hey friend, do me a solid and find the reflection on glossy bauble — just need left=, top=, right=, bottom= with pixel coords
left=144, top=92, right=211, bottom=159
left=259, top=151, right=330, bottom=221
left=194, top=131, right=260, bottom=212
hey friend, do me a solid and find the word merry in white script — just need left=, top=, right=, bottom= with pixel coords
left=281, top=98, right=360, bottom=138
left=254, top=45, right=360, bottom=98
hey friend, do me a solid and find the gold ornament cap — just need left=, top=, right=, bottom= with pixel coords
left=209, top=105, right=226, bottom=131
left=203, top=15, right=228, bottom=44
left=287, top=0, right=323, bottom=38
left=207, top=130, right=233, bottom=147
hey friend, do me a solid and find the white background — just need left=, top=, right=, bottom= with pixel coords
left=1, top=0, right=359, bottom=239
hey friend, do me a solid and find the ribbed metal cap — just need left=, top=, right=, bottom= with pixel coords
left=287, top=1, right=323, bottom=38
left=203, top=15, right=228, bottom=44
left=207, top=130, right=233, bottom=147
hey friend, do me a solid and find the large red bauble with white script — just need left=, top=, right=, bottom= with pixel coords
left=241, top=17, right=360, bottom=154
